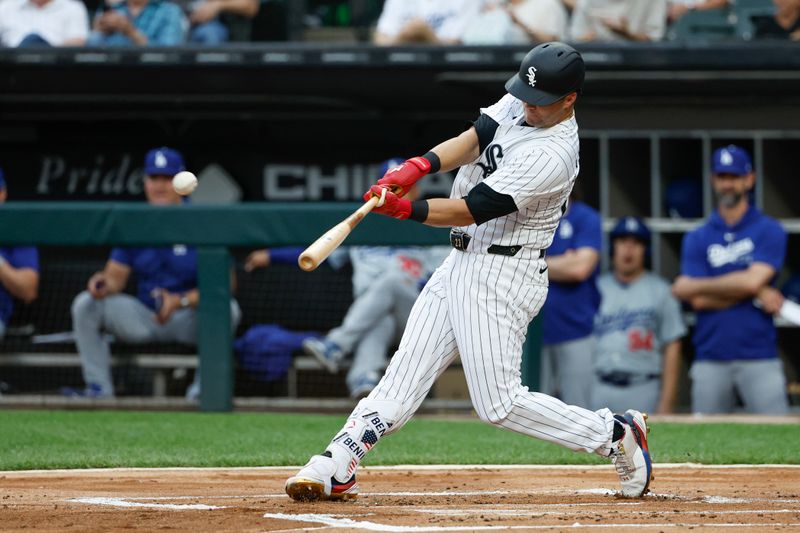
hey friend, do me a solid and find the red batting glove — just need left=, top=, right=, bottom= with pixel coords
left=363, top=185, right=412, bottom=220
left=376, top=156, right=431, bottom=197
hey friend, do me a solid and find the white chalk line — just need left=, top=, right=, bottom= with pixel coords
left=67, top=490, right=800, bottom=505
left=6, top=463, right=800, bottom=475
left=262, top=514, right=800, bottom=531
left=69, top=497, right=225, bottom=510
left=413, top=508, right=800, bottom=517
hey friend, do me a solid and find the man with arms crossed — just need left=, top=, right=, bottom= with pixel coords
left=672, top=145, right=789, bottom=414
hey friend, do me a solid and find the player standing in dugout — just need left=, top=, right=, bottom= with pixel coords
left=286, top=42, right=653, bottom=501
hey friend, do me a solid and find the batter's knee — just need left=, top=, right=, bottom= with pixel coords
left=474, top=401, right=514, bottom=426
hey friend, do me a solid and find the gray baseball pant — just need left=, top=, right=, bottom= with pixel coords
left=539, top=335, right=596, bottom=409
left=71, top=291, right=241, bottom=396
left=591, top=378, right=660, bottom=414
left=690, top=359, right=789, bottom=415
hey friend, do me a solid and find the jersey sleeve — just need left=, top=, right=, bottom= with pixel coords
left=658, top=284, right=687, bottom=345
left=10, top=247, right=39, bottom=271
left=110, top=247, right=132, bottom=266
left=680, top=231, right=707, bottom=277
left=572, top=207, right=602, bottom=251
left=752, top=221, right=787, bottom=273
left=479, top=93, right=520, bottom=124
left=481, top=149, right=570, bottom=211
left=471, top=114, right=500, bottom=155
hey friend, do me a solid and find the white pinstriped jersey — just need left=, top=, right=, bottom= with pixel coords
left=451, top=93, right=581, bottom=251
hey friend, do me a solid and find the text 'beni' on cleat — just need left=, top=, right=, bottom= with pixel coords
left=610, top=410, right=652, bottom=498
left=285, top=454, right=358, bottom=502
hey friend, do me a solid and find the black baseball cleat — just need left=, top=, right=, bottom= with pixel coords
left=610, top=410, right=652, bottom=497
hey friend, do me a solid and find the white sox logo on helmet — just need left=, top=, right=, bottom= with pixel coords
left=527, top=66, right=537, bottom=87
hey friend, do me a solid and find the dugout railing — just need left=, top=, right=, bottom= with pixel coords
left=0, top=203, right=543, bottom=412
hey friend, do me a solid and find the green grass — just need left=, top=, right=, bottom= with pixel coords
left=0, top=410, right=798, bottom=470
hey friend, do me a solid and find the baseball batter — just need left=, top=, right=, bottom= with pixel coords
left=285, top=42, right=652, bottom=501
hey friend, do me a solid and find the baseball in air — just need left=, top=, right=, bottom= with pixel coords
left=172, top=171, right=198, bottom=195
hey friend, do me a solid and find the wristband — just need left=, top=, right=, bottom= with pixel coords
left=0, top=256, right=5, bottom=268
left=422, top=151, right=441, bottom=174
left=409, top=200, right=429, bottom=223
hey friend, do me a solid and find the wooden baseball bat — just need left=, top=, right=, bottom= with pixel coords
left=298, top=196, right=381, bottom=272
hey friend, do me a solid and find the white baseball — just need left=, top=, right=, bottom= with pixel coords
left=172, top=171, right=198, bottom=195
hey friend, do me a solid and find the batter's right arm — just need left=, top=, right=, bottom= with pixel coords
left=428, top=127, right=480, bottom=172
left=376, top=128, right=480, bottom=196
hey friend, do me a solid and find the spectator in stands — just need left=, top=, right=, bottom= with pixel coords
left=593, top=217, right=686, bottom=414
left=539, top=189, right=602, bottom=408
left=67, top=147, right=241, bottom=399
left=752, top=0, right=800, bottom=40
left=87, top=0, right=186, bottom=46
left=569, top=0, right=668, bottom=42
left=0, top=168, right=40, bottom=343
left=672, top=145, right=790, bottom=415
left=373, top=0, right=483, bottom=45
left=462, top=0, right=569, bottom=44
left=0, top=0, right=89, bottom=47
left=172, top=0, right=259, bottom=44
left=667, top=0, right=730, bottom=24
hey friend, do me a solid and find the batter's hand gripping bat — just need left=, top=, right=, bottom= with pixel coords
left=298, top=192, right=384, bottom=272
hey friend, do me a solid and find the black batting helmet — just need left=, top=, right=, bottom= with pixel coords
left=505, top=42, right=585, bottom=106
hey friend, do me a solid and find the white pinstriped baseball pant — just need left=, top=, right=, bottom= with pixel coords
left=365, top=249, right=616, bottom=455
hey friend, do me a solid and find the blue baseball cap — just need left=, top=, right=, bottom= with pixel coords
left=144, top=147, right=185, bottom=176
left=0, top=167, right=5, bottom=190
left=712, top=145, right=752, bottom=176
left=610, top=216, right=651, bottom=243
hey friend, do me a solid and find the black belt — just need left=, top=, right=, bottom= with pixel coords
left=450, top=230, right=544, bottom=258
left=598, top=371, right=660, bottom=387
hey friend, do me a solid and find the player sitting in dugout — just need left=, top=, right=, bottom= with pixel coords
left=65, top=147, right=241, bottom=400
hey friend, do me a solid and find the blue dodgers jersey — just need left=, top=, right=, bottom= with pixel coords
left=110, top=245, right=198, bottom=310
left=681, top=207, right=786, bottom=361
left=0, top=246, right=39, bottom=324
left=542, top=201, right=602, bottom=344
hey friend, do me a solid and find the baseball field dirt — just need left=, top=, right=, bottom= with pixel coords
left=2, top=465, right=799, bottom=531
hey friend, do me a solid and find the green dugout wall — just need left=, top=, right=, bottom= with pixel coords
left=0, top=203, right=543, bottom=411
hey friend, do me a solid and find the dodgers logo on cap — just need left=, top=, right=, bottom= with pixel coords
left=144, top=147, right=185, bottom=176
left=712, top=145, right=752, bottom=176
